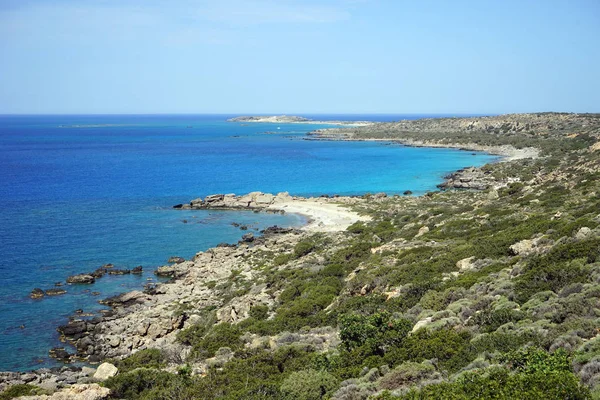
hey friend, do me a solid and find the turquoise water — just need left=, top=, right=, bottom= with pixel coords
left=0, top=115, right=498, bottom=371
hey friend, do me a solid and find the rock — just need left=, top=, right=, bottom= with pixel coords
left=241, top=233, right=255, bottom=243
left=67, top=274, right=96, bottom=284
left=204, top=194, right=224, bottom=203
left=90, top=268, right=106, bottom=278
left=81, top=367, right=96, bottom=377
left=45, top=288, right=67, bottom=296
left=49, top=347, right=72, bottom=362
left=93, top=363, right=118, bottom=381
left=102, top=264, right=114, bottom=269
left=168, top=256, right=185, bottom=264
left=509, top=239, right=534, bottom=256
left=456, top=257, right=476, bottom=271
left=403, top=190, right=413, bottom=196
left=411, top=317, right=433, bottom=333
left=100, top=290, right=146, bottom=307
left=373, top=192, right=387, bottom=199
left=273, top=192, right=293, bottom=203
left=415, top=226, right=429, bottom=237
left=131, top=266, right=143, bottom=274
left=30, top=288, right=45, bottom=299
left=254, top=193, right=274, bottom=205
left=58, top=320, right=87, bottom=336
left=575, top=227, right=593, bottom=240
left=107, top=269, right=130, bottom=275
left=22, top=383, right=110, bottom=399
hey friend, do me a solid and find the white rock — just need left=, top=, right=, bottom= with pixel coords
left=93, top=363, right=118, bottom=381
left=575, top=227, right=593, bottom=240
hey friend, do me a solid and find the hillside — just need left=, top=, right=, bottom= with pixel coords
left=3, top=113, right=600, bottom=399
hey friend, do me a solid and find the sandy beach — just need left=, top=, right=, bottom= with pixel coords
left=268, top=198, right=371, bottom=232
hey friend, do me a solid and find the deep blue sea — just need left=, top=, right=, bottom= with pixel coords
left=0, top=114, right=498, bottom=371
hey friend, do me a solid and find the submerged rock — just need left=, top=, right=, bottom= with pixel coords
left=30, top=288, right=45, bottom=299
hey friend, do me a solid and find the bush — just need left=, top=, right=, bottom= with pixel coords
left=191, top=323, right=242, bottom=359
left=116, top=348, right=166, bottom=373
left=0, top=384, right=46, bottom=400
left=280, top=369, right=340, bottom=400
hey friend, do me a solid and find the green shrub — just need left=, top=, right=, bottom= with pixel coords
left=249, top=304, right=269, bottom=320
left=294, top=240, right=317, bottom=258
left=0, top=384, right=46, bottom=400
left=280, top=369, right=339, bottom=400
left=191, top=323, right=242, bottom=359
left=116, top=348, right=166, bottom=373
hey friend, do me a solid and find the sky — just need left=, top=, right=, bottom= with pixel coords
left=0, top=0, right=598, bottom=114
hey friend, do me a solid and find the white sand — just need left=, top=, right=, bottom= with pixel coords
left=268, top=199, right=370, bottom=232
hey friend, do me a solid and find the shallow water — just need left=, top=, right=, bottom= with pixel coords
left=0, top=114, right=498, bottom=371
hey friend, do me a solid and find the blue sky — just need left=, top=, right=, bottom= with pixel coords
left=0, top=0, right=598, bottom=114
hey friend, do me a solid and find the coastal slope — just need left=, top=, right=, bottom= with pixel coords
left=3, top=113, right=600, bottom=399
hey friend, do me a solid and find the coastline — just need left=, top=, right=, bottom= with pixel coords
left=307, top=130, right=540, bottom=162
left=0, top=114, right=561, bottom=396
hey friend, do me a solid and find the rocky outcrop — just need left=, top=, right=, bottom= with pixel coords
left=52, top=229, right=306, bottom=363
left=438, top=167, right=495, bottom=190
left=20, top=383, right=110, bottom=399
left=174, top=191, right=293, bottom=211
left=66, top=274, right=95, bottom=284
left=30, top=288, right=45, bottom=299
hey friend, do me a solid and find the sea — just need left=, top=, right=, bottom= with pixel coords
left=0, top=114, right=498, bottom=371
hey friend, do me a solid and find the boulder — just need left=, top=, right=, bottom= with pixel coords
left=575, top=227, right=593, bottom=240
left=67, top=274, right=96, bottom=284
left=30, top=288, right=45, bottom=299
left=131, top=266, right=143, bottom=274
left=509, top=239, right=534, bottom=256
left=168, top=256, right=185, bottom=264
left=49, top=347, right=72, bottom=362
left=241, top=233, right=255, bottom=243
left=107, top=269, right=130, bottom=275
left=93, top=363, right=118, bottom=381
left=456, top=257, right=476, bottom=271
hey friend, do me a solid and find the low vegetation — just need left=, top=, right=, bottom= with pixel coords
left=92, top=118, right=600, bottom=399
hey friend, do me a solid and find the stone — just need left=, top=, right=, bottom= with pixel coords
left=204, top=194, right=224, bottom=203
left=575, top=227, right=593, bottom=240
left=45, top=288, right=67, bottom=296
left=411, top=317, right=433, bottom=333
left=131, top=266, right=143, bottom=274
left=509, top=239, right=534, bottom=256
left=168, top=256, right=185, bottom=264
left=456, top=257, right=476, bottom=271
left=49, top=347, right=72, bottom=362
left=241, top=233, right=255, bottom=243
left=67, top=274, right=96, bottom=284
left=30, top=288, right=45, bottom=299
left=93, top=363, right=118, bottom=381
left=107, top=269, right=130, bottom=275
left=415, top=226, right=429, bottom=237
